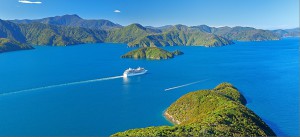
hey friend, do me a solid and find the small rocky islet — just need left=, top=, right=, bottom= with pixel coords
left=121, top=47, right=183, bottom=60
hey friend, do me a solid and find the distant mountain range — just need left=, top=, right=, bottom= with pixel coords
left=0, top=14, right=298, bottom=53
left=10, top=14, right=122, bottom=30
left=193, top=25, right=281, bottom=41
left=272, top=28, right=300, bottom=37
left=128, top=24, right=234, bottom=47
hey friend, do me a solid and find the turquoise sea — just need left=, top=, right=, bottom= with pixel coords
left=0, top=38, right=299, bottom=136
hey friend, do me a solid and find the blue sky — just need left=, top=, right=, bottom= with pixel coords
left=0, top=0, right=299, bottom=29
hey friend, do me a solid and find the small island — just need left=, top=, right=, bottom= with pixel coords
left=121, top=47, right=184, bottom=60
left=112, top=83, right=276, bottom=136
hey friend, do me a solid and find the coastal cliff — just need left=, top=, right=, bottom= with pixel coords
left=112, top=83, right=276, bottom=136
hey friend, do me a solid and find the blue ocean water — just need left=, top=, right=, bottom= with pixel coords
left=0, top=38, right=298, bottom=136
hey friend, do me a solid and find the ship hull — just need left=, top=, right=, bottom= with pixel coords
left=123, top=70, right=147, bottom=77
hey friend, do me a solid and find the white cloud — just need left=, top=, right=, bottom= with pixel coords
left=114, top=10, right=121, bottom=13
left=18, top=0, right=42, bottom=4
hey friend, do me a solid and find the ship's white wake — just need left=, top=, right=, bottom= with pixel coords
left=164, top=79, right=209, bottom=91
left=1, top=75, right=124, bottom=96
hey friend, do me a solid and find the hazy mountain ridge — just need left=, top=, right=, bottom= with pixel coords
left=272, top=28, right=300, bottom=37
left=190, top=25, right=280, bottom=41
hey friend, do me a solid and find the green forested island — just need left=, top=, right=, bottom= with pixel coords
left=0, top=14, right=289, bottom=53
left=112, top=83, right=276, bottom=136
left=121, top=47, right=183, bottom=60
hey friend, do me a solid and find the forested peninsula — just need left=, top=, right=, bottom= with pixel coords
left=112, top=83, right=276, bottom=136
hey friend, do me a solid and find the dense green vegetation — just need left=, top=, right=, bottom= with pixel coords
left=121, top=47, right=183, bottom=60
left=192, top=25, right=280, bottom=41
left=213, top=82, right=247, bottom=105
left=128, top=25, right=234, bottom=47
left=0, top=15, right=286, bottom=53
left=213, top=27, right=280, bottom=41
left=105, top=23, right=159, bottom=43
left=0, top=38, right=33, bottom=53
left=112, top=83, right=276, bottom=136
left=19, top=23, right=107, bottom=46
left=1, top=19, right=108, bottom=52
left=10, top=14, right=121, bottom=30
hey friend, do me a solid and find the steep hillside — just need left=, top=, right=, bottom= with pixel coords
left=128, top=25, right=234, bottom=47
left=105, top=23, right=158, bottom=43
left=0, top=19, right=26, bottom=43
left=10, top=14, right=122, bottom=30
left=19, top=23, right=107, bottom=46
left=0, top=38, right=33, bottom=53
left=192, top=25, right=280, bottom=41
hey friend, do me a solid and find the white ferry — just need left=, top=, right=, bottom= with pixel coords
left=123, top=67, right=147, bottom=77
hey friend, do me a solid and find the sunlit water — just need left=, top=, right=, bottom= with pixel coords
left=0, top=38, right=298, bottom=136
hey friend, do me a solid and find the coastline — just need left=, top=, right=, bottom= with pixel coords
left=163, top=111, right=181, bottom=125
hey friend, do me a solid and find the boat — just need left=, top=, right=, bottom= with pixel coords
left=123, top=67, right=147, bottom=77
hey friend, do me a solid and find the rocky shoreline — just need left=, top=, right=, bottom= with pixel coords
left=164, top=111, right=181, bottom=125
